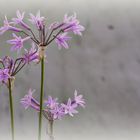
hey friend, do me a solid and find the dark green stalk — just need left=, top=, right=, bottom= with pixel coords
left=8, top=78, right=15, bottom=140
left=38, top=57, right=45, bottom=140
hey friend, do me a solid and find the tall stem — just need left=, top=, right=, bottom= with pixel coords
left=38, top=57, right=45, bottom=140
left=47, top=120, right=54, bottom=140
left=8, top=78, right=15, bottom=140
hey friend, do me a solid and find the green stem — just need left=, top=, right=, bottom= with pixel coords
left=8, top=79, right=15, bottom=140
left=38, top=57, right=45, bottom=140
left=47, top=120, right=54, bottom=140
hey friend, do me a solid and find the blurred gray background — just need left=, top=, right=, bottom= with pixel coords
left=0, top=0, right=140, bottom=140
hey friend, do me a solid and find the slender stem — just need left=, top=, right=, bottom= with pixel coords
left=29, top=29, right=40, bottom=43
left=45, top=29, right=54, bottom=44
left=21, top=31, right=39, bottom=44
left=12, top=59, right=23, bottom=74
left=38, top=57, right=45, bottom=140
left=8, top=78, right=15, bottom=140
left=11, top=58, right=24, bottom=74
left=12, top=62, right=26, bottom=76
left=46, top=30, right=63, bottom=46
left=47, top=120, right=54, bottom=140
left=45, top=23, right=65, bottom=44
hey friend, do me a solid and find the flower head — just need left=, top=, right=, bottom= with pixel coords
left=20, top=89, right=40, bottom=110
left=12, top=10, right=30, bottom=30
left=29, top=11, right=45, bottom=30
left=7, top=33, right=30, bottom=52
left=55, top=33, right=71, bottom=49
left=0, top=16, right=22, bottom=35
left=21, top=89, right=85, bottom=120
left=62, top=13, right=85, bottom=36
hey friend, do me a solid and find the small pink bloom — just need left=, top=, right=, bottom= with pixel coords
left=23, top=43, right=39, bottom=64
left=29, top=11, right=45, bottom=30
left=0, top=16, right=22, bottom=34
left=62, top=13, right=85, bottom=36
left=20, top=89, right=40, bottom=111
left=73, top=90, right=85, bottom=108
left=7, top=33, right=30, bottom=52
left=62, top=98, right=78, bottom=117
left=55, top=33, right=71, bottom=49
left=12, top=10, right=30, bottom=30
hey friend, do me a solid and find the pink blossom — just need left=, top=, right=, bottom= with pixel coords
left=29, top=11, right=45, bottom=30
left=55, top=33, right=71, bottom=49
left=12, top=10, right=30, bottom=30
left=0, top=16, right=22, bottom=34
left=20, top=89, right=40, bottom=111
left=7, top=33, right=30, bottom=52
left=62, top=13, right=85, bottom=36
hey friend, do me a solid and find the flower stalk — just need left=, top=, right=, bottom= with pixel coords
left=8, top=78, right=15, bottom=140
left=47, top=120, right=54, bottom=140
left=38, top=56, right=45, bottom=140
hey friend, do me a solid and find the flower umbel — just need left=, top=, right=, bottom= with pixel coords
left=21, top=89, right=85, bottom=120
left=0, top=11, right=84, bottom=54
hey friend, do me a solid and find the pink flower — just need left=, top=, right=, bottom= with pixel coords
left=0, top=16, right=22, bottom=34
left=73, top=90, right=85, bottom=108
left=29, top=11, right=45, bottom=30
left=50, top=106, right=65, bottom=120
left=12, top=10, right=30, bottom=30
left=45, top=96, right=58, bottom=109
left=62, top=98, right=78, bottom=117
left=7, top=33, right=30, bottom=52
left=20, top=89, right=40, bottom=111
left=23, top=43, right=39, bottom=64
left=0, top=69, right=11, bottom=83
left=55, top=33, right=71, bottom=49
left=62, top=13, right=85, bottom=36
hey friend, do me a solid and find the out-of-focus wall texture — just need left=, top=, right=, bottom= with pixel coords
left=0, top=0, right=140, bottom=140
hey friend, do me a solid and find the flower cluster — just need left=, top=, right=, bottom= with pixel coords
left=0, top=10, right=85, bottom=55
left=0, top=44, right=39, bottom=86
left=0, top=11, right=85, bottom=140
left=21, top=89, right=85, bottom=120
